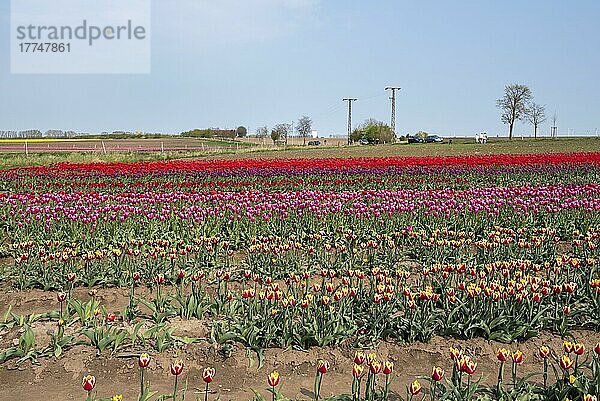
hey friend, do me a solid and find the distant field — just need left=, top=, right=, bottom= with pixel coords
left=0, top=137, right=254, bottom=151
left=1, top=137, right=599, bottom=169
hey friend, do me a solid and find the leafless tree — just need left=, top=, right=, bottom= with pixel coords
left=256, top=126, right=268, bottom=138
left=273, top=123, right=290, bottom=145
left=296, top=115, right=313, bottom=146
left=525, top=103, right=547, bottom=139
left=496, top=84, right=532, bottom=140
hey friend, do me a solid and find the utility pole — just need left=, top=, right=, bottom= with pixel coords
left=551, top=113, right=558, bottom=138
left=343, top=98, right=357, bottom=145
left=385, top=86, right=401, bottom=136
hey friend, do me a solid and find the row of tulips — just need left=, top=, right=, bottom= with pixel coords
left=5, top=152, right=600, bottom=180
left=3, top=161, right=600, bottom=194
left=77, top=343, right=600, bottom=401
left=4, top=224, right=598, bottom=288
left=2, top=250, right=595, bottom=365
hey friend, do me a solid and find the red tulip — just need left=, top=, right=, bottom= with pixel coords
left=170, top=360, right=184, bottom=376
left=138, top=353, right=151, bottom=368
left=267, top=371, right=280, bottom=387
left=317, top=359, right=330, bottom=374
left=409, top=380, right=422, bottom=395
left=431, top=367, right=445, bottom=381
left=354, top=351, right=365, bottom=365
left=352, top=364, right=365, bottom=379
left=57, top=292, right=67, bottom=302
left=512, top=350, right=524, bottom=364
left=538, top=346, right=551, bottom=359
left=82, top=375, right=96, bottom=392
left=383, top=361, right=394, bottom=375
left=496, top=348, right=510, bottom=362
left=560, top=355, right=574, bottom=370
left=573, top=343, right=586, bottom=356
left=369, top=360, right=382, bottom=374
left=202, top=367, right=215, bottom=383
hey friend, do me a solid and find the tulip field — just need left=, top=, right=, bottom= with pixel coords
left=0, top=151, right=599, bottom=401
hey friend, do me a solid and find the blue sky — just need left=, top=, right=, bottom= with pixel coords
left=1, top=0, right=599, bottom=137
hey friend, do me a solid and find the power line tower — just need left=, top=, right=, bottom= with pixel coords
left=343, top=98, right=357, bottom=145
left=385, top=86, right=401, bottom=136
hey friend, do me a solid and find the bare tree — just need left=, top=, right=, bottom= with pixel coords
left=296, top=115, right=313, bottom=146
left=525, top=103, right=547, bottom=139
left=496, top=84, right=532, bottom=140
left=274, top=123, right=290, bottom=145
left=256, top=126, right=268, bottom=138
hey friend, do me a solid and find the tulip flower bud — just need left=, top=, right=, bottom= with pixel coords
left=170, top=360, right=184, bottom=376
left=267, top=371, right=280, bottom=387
left=538, top=346, right=551, bottom=359
left=202, top=367, right=215, bottom=383
left=383, top=361, right=394, bottom=375
left=431, top=367, right=444, bottom=381
left=496, top=348, right=510, bottom=362
left=573, top=343, right=586, bottom=356
left=352, top=364, right=364, bottom=379
left=138, top=353, right=151, bottom=368
left=354, top=351, right=365, bottom=365
left=317, top=359, right=330, bottom=374
left=409, top=379, right=422, bottom=395
left=512, top=350, right=524, bottom=364
left=82, top=375, right=96, bottom=392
